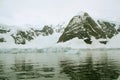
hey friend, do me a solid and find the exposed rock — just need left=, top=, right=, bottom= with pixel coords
left=10, top=25, right=54, bottom=44
left=0, top=38, right=6, bottom=42
left=41, top=25, right=54, bottom=36
left=97, top=20, right=118, bottom=38
left=58, top=12, right=118, bottom=44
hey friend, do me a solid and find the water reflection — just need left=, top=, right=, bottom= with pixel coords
left=0, top=50, right=120, bottom=80
left=10, top=59, right=55, bottom=79
left=0, top=60, right=9, bottom=80
left=60, top=52, right=119, bottom=80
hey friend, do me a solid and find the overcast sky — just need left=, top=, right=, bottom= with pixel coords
left=0, top=0, right=120, bottom=25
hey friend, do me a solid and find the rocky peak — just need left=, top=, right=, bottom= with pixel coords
left=58, top=12, right=118, bottom=44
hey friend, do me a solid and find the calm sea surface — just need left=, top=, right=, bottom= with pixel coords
left=0, top=49, right=120, bottom=80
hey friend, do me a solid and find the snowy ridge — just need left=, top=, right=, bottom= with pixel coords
left=58, top=12, right=120, bottom=46
left=0, top=12, right=120, bottom=49
left=0, top=31, right=120, bottom=49
left=0, top=33, right=120, bottom=49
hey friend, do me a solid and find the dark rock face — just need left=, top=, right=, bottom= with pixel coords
left=0, top=12, right=119, bottom=45
left=10, top=29, right=37, bottom=44
left=10, top=25, right=54, bottom=44
left=0, top=27, right=10, bottom=43
left=41, top=25, right=54, bottom=36
left=58, top=12, right=119, bottom=44
left=97, top=20, right=118, bottom=38
left=0, top=29, right=8, bottom=34
left=117, top=26, right=120, bottom=32
left=0, top=24, right=65, bottom=45
left=99, top=41, right=108, bottom=44
left=0, top=38, right=6, bottom=42
left=0, top=29, right=10, bottom=34
left=0, top=26, right=10, bottom=34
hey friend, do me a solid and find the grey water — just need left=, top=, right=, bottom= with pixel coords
left=0, top=49, right=120, bottom=80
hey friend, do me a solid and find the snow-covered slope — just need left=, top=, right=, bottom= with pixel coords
left=57, top=12, right=120, bottom=48
left=0, top=24, right=64, bottom=48
left=107, top=33, right=120, bottom=48
left=0, top=12, right=120, bottom=49
left=0, top=33, right=61, bottom=48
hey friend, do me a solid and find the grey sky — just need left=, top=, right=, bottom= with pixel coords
left=0, top=0, right=120, bottom=25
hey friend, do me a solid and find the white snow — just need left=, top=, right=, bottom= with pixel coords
left=0, top=32, right=61, bottom=49
left=0, top=12, right=120, bottom=49
left=0, top=29, right=120, bottom=49
left=24, top=33, right=61, bottom=49
left=107, top=34, right=120, bottom=48
left=0, top=34, right=120, bottom=49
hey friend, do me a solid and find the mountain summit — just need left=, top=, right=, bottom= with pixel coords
left=58, top=12, right=118, bottom=44
left=0, top=12, right=120, bottom=48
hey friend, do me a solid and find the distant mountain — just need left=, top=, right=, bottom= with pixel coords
left=0, top=26, right=10, bottom=43
left=10, top=25, right=54, bottom=44
left=0, top=12, right=120, bottom=48
left=0, top=24, right=64, bottom=45
left=58, top=12, right=119, bottom=45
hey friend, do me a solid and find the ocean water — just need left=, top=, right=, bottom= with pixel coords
left=0, top=49, right=120, bottom=80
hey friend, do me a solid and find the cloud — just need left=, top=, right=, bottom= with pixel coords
left=0, top=0, right=120, bottom=25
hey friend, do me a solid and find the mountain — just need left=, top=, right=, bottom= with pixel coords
left=10, top=25, right=54, bottom=44
left=58, top=12, right=119, bottom=45
left=0, top=26, right=10, bottom=43
left=0, top=12, right=120, bottom=49
left=0, top=24, right=64, bottom=48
